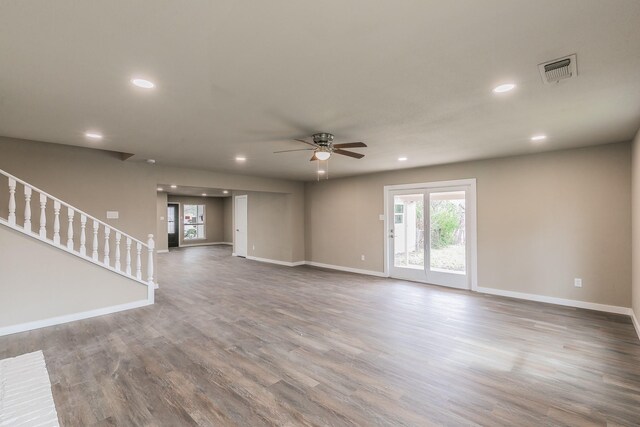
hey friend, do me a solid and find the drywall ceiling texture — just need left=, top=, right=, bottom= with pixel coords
left=305, top=142, right=632, bottom=308
left=0, top=1, right=639, bottom=180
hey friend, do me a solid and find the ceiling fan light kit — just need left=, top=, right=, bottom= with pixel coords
left=273, top=132, right=367, bottom=179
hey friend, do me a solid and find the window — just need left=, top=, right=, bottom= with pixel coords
left=394, top=204, right=404, bottom=224
left=183, top=204, right=205, bottom=240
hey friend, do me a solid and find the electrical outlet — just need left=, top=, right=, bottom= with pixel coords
left=361, top=255, right=365, bottom=261
left=574, top=278, right=582, bottom=288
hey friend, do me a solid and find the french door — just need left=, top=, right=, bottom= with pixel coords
left=387, top=180, right=475, bottom=290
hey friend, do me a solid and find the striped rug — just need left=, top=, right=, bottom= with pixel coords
left=0, top=351, right=59, bottom=426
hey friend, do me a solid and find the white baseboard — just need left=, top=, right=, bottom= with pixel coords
left=179, top=242, right=232, bottom=248
left=157, top=249, right=169, bottom=253
left=631, top=310, right=640, bottom=340
left=0, top=299, right=153, bottom=337
left=476, top=286, right=632, bottom=316
left=246, top=255, right=305, bottom=267
left=304, top=261, right=387, bottom=278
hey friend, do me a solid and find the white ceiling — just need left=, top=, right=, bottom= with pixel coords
left=1, top=1, right=639, bottom=180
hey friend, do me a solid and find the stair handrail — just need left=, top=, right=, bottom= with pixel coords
left=0, top=167, right=149, bottom=248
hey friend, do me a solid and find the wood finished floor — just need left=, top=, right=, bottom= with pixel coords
left=1, top=245, right=640, bottom=426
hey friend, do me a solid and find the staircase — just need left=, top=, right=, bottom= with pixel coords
left=0, top=168, right=155, bottom=334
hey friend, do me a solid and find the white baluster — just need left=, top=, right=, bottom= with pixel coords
left=147, top=234, right=155, bottom=285
left=53, top=201, right=61, bottom=245
left=126, top=237, right=132, bottom=275
left=136, top=242, right=142, bottom=280
left=80, top=215, right=87, bottom=256
left=24, top=187, right=32, bottom=232
left=39, top=194, right=47, bottom=239
left=67, top=207, right=75, bottom=250
left=8, top=178, right=16, bottom=226
left=92, top=220, right=99, bottom=260
left=114, top=232, right=122, bottom=271
left=104, top=227, right=111, bottom=266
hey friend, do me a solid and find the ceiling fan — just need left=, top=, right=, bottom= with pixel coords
left=273, top=132, right=367, bottom=161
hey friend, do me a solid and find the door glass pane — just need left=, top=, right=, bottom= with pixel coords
left=429, top=191, right=465, bottom=273
left=393, top=194, right=424, bottom=269
left=167, top=206, right=175, bottom=234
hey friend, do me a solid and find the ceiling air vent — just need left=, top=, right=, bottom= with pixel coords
left=538, top=54, right=577, bottom=84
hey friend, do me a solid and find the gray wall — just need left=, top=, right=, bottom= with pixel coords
left=223, top=197, right=233, bottom=243
left=0, top=225, right=148, bottom=328
left=305, top=142, right=632, bottom=308
left=632, top=130, right=640, bottom=318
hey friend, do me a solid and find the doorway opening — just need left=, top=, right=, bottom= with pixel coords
left=384, top=179, right=477, bottom=290
left=167, top=203, right=179, bottom=248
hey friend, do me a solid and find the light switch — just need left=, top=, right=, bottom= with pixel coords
left=106, top=211, right=119, bottom=219
left=379, top=214, right=385, bottom=221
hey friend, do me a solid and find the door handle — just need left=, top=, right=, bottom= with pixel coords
left=389, top=230, right=394, bottom=238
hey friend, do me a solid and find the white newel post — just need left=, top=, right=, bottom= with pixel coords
left=147, top=234, right=155, bottom=285
left=8, top=178, right=16, bottom=226
left=114, top=232, right=122, bottom=271
left=67, top=207, right=75, bottom=250
left=39, top=194, right=47, bottom=239
left=126, top=237, right=132, bottom=275
left=104, top=227, right=111, bottom=266
left=80, top=214, right=87, bottom=256
left=53, top=201, right=61, bottom=245
left=92, top=220, right=99, bottom=260
left=24, top=186, right=32, bottom=232
left=136, top=242, right=142, bottom=280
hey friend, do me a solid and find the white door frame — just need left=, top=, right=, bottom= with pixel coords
left=383, top=178, right=478, bottom=291
left=234, top=195, right=248, bottom=257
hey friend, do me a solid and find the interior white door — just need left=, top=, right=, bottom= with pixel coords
left=388, top=183, right=473, bottom=290
left=234, top=195, right=247, bottom=257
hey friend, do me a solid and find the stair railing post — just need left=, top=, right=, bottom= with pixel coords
left=8, top=178, right=16, bottom=226
left=104, top=226, right=110, bottom=266
left=136, top=242, right=142, bottom=280
left=39, top=194, right=47, bottom=239
left=24, top=186, right=32, bottom=232
left=79, top=214, right=87, bottom=256
left=53, top=201, right=61, bottom=245
left=126, top=237, right=132, bottom=275
left=92, top=220, right=99, bottom=260
left=114, top=232, right=122, bottom=271
left=67, top=207, right=75, bottom=250
left=147, top=234, right=155, bottom=286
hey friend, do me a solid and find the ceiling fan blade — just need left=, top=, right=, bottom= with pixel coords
left=273, top=148, right=316, bottom=153
left=334, top=149, right=365, bottom=159
left=310, top=153, right=319, bottom=161
left=332, top=142, right=367, bottom=148
left=294, top=138, right=319, bottom=147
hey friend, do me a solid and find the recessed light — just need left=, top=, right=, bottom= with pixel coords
left=398, top=157, right=408, bottom=161
left=157, top=187, right=164, bottom=192
left=202, top=193, right=207, bottom=196
left=146, top=159, right=156, bottom=164
left=85, top=131, right=103, bottom=140
left=317, top=170, right=326, bottom=175
left=531, top=134, right=547, bottom=142
left=493, top=83, right=516, bottom=93
left=170, top=185, right=177, bottom=189
left=235, top=156, right=246, bottom=162
left=131, top=78, right=155, bottom=89
left=223, top=190, right=229, bottom=194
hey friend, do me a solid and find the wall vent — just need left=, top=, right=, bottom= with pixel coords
left=538, top=54, right=577, bottom=84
